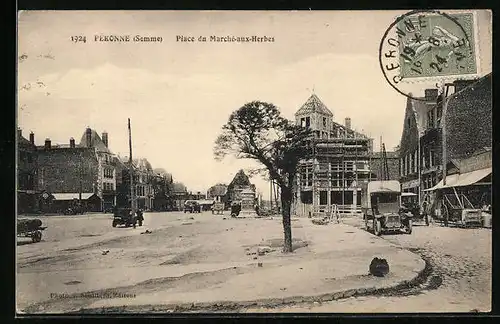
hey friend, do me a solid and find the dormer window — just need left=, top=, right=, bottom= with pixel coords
left=323, top=117, right=327, bottom=127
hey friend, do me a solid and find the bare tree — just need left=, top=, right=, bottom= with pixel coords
left=214, top=101, right=312, bottom=253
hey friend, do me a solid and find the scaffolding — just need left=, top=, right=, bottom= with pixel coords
left=306, top=133, right=371, bottom=217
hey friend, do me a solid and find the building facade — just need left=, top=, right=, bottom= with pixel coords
left=293, top=94, right=374, bottom=217
left=398, top=73, right=492, bottom=208
left=17, top=129, right=38, bottom=214
left=36, top=128, right=116, bottom=212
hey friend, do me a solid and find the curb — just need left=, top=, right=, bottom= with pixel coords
left=67, top=252, right=428, bottom=314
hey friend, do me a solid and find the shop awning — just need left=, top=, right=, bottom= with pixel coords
left=52, top=193, right=95, bottom=200
left=423, top=167, right=492, bottom=191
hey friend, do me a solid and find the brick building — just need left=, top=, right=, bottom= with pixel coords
left=133, top=158, right=155, bottom=210
left=151, top=170, right=174, bottom=211
left=398, top=73, right=492, bottom=208
left=370, top=151, right=400, bottom=182
left=293, top=94, right=375, bottom=217
left=37, top=127, right=116, bottom=212
left=17, top=129, right=38, bottom=214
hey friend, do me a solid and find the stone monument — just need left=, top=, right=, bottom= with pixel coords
left=238, top=186, right=257, bottom=217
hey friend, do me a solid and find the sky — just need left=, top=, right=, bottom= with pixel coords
left=17, top=10, right=492, bottom=197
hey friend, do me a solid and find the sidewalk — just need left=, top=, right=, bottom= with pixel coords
left=20, top=217, right=425, bottom=313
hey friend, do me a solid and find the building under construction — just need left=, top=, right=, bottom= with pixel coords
left=293, top=94, right=382, bottom=217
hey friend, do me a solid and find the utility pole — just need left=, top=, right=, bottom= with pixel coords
left=441, top=86, right=451, bottom=187
left=128, top=118, right=135, bottom=212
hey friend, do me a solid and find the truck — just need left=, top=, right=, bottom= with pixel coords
left=361, top=180, right=413, bottom=236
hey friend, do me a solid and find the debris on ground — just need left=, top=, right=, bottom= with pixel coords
left=189, top=217, right=194, bottom=220
left=258, top=262, right=263, bottom=267
left=369, top=257, right=390, bottom=277
left=311, top=218, right=329, bottom=225
left=101, top=250, right=109, bottom=255
left=140, top=230, right=152, bottom=234
left=181, top=222, right=192, bottom=226
left=257, top=246, right=273, bottom=256
left=253, top=257, right=258, bottom=260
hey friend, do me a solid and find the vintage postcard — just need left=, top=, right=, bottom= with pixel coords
left=16, top=10, right=492, bottom=314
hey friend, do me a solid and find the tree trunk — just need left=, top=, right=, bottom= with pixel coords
left=280, top=186, right=293, bottom=253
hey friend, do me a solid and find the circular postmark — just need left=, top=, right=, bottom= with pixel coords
left=379, top=10, right=477, bottom=100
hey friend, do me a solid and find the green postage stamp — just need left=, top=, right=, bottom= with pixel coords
left=396, top=12, right=477, bottom=79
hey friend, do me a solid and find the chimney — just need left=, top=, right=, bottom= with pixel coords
left=17, top=128, right=22, bottom=138
left=85, top=127, right=92, bottom=147
left=345, top=117, right=351, bottom=130
left=70, top=137, right=75, bottom=148
left=44, top=138, right=51, bottom=149
left=102, top=132, right=108, bottom=147
left=29, top=132, right=34, bottom=145
left=424, top=89, right=439, bottom=101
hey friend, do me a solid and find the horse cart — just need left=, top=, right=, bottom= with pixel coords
left=435, top=191, right=483, bottom=228
left=17, top=218, right=47, bottom=243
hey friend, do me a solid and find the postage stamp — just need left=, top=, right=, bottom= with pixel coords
left=379, top=10, right=480, bottom=100
left=397, top=12, right=477, bottom=79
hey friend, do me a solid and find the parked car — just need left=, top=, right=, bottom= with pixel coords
left=184, top=200, right=201, bottom=213
left=401, top=192, right=429, bottom=226
left=361, top=180, right=413, bottom=236
left=112, top=207, right=138, bottom=228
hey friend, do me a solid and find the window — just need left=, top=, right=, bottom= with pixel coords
left=320, top=191, right=328, bottom=205
left=305, top=117, right=310, bottom=128
left=414, top=151, right=418, bottom=173
left=301, top=118, right=306, bottom=127
left=323, top=117, right=327, bottom=128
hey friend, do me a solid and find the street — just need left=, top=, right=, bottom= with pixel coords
left=17, top=212, right=491, bottom=313
left=245, top=218, right=492, bottom=313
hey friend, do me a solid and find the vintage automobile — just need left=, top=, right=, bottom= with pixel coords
left=112, top=207, right=138, bottom=228
left=434, top=192, right=483, bottom=228
left=184, top=200, right=201, bottom=213
left=212, top=201, right=225, bottom=215
left=361, top=180, right=413, bottom=236
left=401, top=192, right=429, bottom=226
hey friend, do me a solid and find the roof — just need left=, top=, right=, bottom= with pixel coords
left=295, top=94, right=334, bottom=117
left=423, top=167, right=491, bottom=191
left=409, top=96, right=432, bottom=136
left=79, top=128, right=111, bottom=153
left=367, top=180, right=401, bottom=193
left=51, top=193, right=96, bottom=200
left=18, top=134, right=33, bottom=147
left=133, top=158, right=153, bottom=171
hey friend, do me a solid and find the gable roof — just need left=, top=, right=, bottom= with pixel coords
left=79, top=128, right=111, bottom=153
left=295, top=94, right=333, bottom=117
